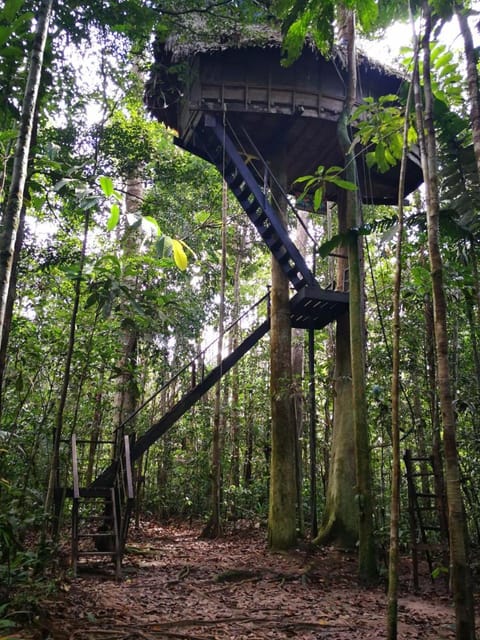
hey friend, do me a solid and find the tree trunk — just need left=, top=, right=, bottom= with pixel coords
left=336, top=7, right=376, bottom=582
left=292, top=213, right=308, bottom=537
left=387, top=73, right=413, bottom=640
left=268, top=151, right=297, bottom=551
left=0, top=0, right=53, bottom=347
left=230, top=227, right=245, bottom=491
left=314, top=196, right=357, bottom=549
left=201, top=179, right=228, bottom=539
left=44, top=210, right=90, bottom=519
left=114, top=172, right=143, bottom=448
left=413, top=6, right=476, bottom=637
left=0, top=200, right=26, bottom=419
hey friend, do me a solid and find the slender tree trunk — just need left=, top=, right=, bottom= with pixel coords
left=243, top=388, right=254, bottom=486
left=202, top=179, right=228, bottom=539
left=425, top=295, right=449, bottom=550
left=387, top=74, right=413, bottom=640
left=413, top=6, right=475, bottom=637
left=0, top=0, right=53, bottom=347
left=44, top=210, right=90, bottom=518
left=336, top=7, right=376, bottom=581
left=0, top=107, right=40, bottom=417
left=114, top=172, right=143, bottom=449
left=230, top=227, right=245, bottom=491
left=268, top=150, right=297, bottom=551
left=0, top=202, right=26, bottom=418
left=86, top=384, right=105, bottom=486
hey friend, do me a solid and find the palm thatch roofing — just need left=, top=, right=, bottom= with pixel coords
left=145, top=24, right=422, bottom=203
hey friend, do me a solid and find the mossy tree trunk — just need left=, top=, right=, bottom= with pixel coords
left=314, top=195, right=357, bottom=549
left=336, top=7, right=376, bottom=581
left=0, top=0, right=53, bottom=347
left=413, top=5, right=475, bottom=637
left=268, top=152, right=297, bottom=551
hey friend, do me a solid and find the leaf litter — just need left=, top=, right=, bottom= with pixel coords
left=31, top=520, right=459, bottom=639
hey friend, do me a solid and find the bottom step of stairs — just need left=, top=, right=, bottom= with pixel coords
left=71, top=486, right=123, bottom=579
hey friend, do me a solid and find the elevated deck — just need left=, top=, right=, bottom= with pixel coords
left=146, top=38, right=423, bottom=204
left=290, top=286, right=348, bottom=330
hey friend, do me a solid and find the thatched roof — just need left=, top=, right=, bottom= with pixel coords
left=144, top=25, right=421, bottom=204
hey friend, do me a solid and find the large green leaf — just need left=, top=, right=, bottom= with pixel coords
left=107, top=203, right=120, bottom=231
left=99, top=175, right=114, bottom=198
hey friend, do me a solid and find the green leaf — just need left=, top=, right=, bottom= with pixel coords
left=171, top=239, right=188, bottom=271
left=327, top=176, right=358, bottom=191
left=194, top=210, right=212, bottom=225
left=107, top=203, right=120, bottom=231
left=156, top=236, right=167, bottom=258
left=99, top=176, right=114, bottom=197
left=2, top=0, right=25, bottom=22
left=0, top=129, right=17, bottom=143
left=84, top=292, right=98, bottom=309
left=317, top=233, right=348, bottom=258
left=53, top=178, right=72, bottom=192
left=313, top=187, right=323, bottom=211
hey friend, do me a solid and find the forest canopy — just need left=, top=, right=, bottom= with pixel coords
left=1, top=1, right=480, bottom=638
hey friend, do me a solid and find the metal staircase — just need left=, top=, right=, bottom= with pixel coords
left=63, top=117, right=350, bottom=573
left=178, top=114, right=348, bottom=329
left=200, top=114, right=317, bottom=292
left=69, top=433, right=134, bottom=578
left=93, top=295, right=272, bottom=489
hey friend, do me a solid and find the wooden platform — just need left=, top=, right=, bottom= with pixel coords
left=290, top=286, right=348, bottom=329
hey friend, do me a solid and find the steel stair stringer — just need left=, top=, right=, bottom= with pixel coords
left=193, top=114, right=318, bottom=293
left=92, top=318, right=271, bottom=489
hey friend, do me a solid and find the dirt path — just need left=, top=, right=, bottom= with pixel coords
left=32, top=521, right=457, bottom=639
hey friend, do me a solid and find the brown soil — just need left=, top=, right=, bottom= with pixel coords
left=25, top=521, right=459, bottom=639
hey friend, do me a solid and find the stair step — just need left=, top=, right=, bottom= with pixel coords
left=250, top=211, right=267, bottom=225
left=232, top=184, right=251, bottom=200
left=228, top=172, right=244, bottom=190
left=244, top=201, right=262, bottom=217
left=278, top=254, right=294, bottom=268
left=77, top=532, right=115, bottom=539
left=290, top=274, right=304, bottom=289
left=264, top=234, right=282, bottom=251
left=76, top=550, right=118, bottom=557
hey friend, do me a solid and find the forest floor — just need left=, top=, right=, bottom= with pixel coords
left=16, top=520, right=462, bottom=640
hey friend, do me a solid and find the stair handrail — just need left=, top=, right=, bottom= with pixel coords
left=71, top=434, right=80, bottom=499
left=225, top=117, right=318, bottom=256
left=113, top=291, right=270, bottom=436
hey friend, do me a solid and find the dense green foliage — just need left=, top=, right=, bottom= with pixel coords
left=0, top=0, right=480, bottom=634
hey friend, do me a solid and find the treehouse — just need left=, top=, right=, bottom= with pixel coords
left=145, top=28, right=423, bottom=204
left=60, top=30, right=425, bottom=578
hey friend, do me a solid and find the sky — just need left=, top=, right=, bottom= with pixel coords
left=364, top=7, right=480, bottom=64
